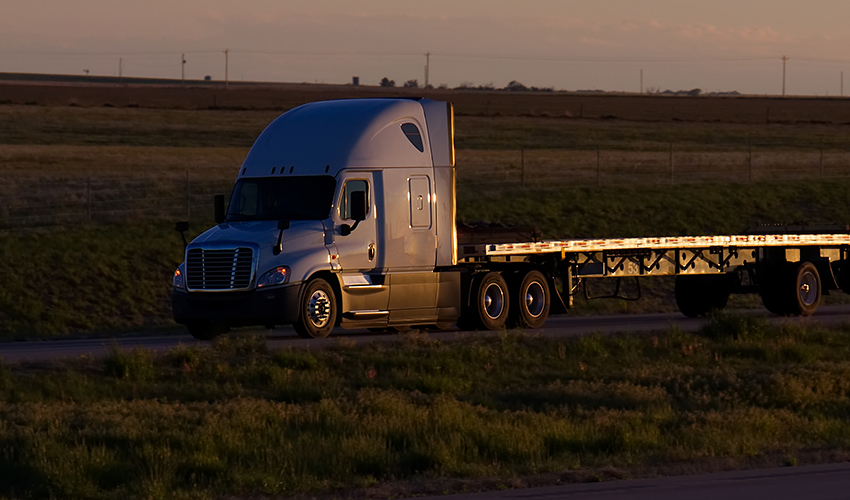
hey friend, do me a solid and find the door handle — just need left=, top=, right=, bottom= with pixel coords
left=368, top=243, right=376, bottom=261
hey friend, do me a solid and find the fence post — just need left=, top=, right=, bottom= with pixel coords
left=86, top=176, right=91, bottom=223
left=520, top=148, right=525, bottom=186
left=748, top=141, right=753, bottom=183
left=186, top=170, right=191, bottom=218
left=669, top=142, right=674, bottom=184
left=596, top=145, right=601, bottom=187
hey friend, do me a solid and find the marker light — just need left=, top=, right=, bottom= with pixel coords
left=172, top=265, right=185, bottom=289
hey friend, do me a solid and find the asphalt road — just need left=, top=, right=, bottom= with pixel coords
left=2, top=305, right=850, bottom=363
left=410, top=462, right=850, bottom=500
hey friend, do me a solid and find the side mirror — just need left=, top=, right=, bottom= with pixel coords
left=350, top=191, right=367, bottom=222
left=175, top=221, right=189, bottom=249
left=273, top=219, right=290, bottom=256
left=214, top=195, right=226, bottom=224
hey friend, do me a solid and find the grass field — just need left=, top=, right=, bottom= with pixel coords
left=1, top=84, right=850, bottom=338
left=3, top=317, right=850, bottom=499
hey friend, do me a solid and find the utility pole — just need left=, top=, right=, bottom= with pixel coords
left=781, top=56, right=789, bottom=97
left=424, top=52, right=430, bottom=88
left=842, top=71, right=844, bottom=98
left=181, top=53, right=186, bottom=86
left=640, top=69, right=643, bottom=94
left=224, top=49, right=229, bottom=89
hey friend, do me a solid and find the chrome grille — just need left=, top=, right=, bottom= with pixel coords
left=186, top=247, right=254, bottom=291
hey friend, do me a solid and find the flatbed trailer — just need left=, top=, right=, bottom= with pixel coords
left=456, top=233, right=850, bottom=319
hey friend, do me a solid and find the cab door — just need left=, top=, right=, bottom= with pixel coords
left=333, top=172, right=388, bottom=324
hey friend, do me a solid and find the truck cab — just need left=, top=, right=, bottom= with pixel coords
left=172, top=98, right=463, bottom=339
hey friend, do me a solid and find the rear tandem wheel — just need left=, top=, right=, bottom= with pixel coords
left=760, top=261, right=821, bottom=316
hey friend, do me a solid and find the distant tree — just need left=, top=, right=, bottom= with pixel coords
left=687, top=88, right=702, bottom=97
left=455, top=81, right=474, bottom=89
left=380, top=77, right=396, bottom=87
left=505, top=80, right=528, bottom=92
left=403, top=79, right=419, bottom=88
left=438, top=83, right=448, bottom=89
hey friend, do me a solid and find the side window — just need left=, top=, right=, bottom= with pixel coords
left=401, top=123, right=424, bottom=152
left=340, top=179, right=369, bottom=220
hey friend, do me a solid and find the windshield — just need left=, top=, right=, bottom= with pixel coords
left=227, top=176, right=337, bottom=222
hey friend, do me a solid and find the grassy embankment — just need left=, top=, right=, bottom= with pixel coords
left=2, top=317, right=850, bottom=499
left=2, top=104, right=850, bottom=338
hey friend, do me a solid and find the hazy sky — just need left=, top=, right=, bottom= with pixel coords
left=3, top=0, right=850, bottom=95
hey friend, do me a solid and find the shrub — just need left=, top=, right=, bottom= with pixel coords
left=104, top=346, right=155, bottom=381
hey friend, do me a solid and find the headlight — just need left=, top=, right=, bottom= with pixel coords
left=172, top=264, right=185, bottom=289
left=257, top=266, right=290, bottom=288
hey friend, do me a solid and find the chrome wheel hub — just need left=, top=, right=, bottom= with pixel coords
left=525, top=281, right=545, bottom=317
left=308, top=290, right=331, bottom=327
left=483, top=283, right=505, bottom=319
left=799, top=272, right=818, bottom=306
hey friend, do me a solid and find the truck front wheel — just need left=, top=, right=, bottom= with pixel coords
left=294, top=278, right=337, bottom=339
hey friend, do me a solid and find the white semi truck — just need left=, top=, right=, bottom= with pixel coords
left=171, top=98, right=850, bottom=339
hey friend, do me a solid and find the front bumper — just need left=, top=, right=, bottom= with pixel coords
left=171, top=283, right=302, bottom=327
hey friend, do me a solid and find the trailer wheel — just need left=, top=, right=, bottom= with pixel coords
left=760, top=262, right=821, bottom=316
left=789, top=262, right=821, bottom=316
left=294, top=278, right=337, bottom=339
left=186, top=322, right=228, bottom=341
left=511, top=270, right=550, bottom=328
left=473, top=272, right=510, bottom=330
left=675, top=274, right=730, bottom=318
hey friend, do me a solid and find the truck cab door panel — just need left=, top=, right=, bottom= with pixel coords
left=334, top=172, right=389, bottom=323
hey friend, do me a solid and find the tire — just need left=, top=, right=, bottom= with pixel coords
left=760, top=262, right=821, bottom=316
left=187, top=322, right=228, bottom=341
left=294, top=279, right=337, bottom=339
left=675, top=274, right=731, bottom=318
left=789, top=262, right=821, bottom=316
left=511, top=270, right=550, bottom=328
left=472, top=272, right=510, bottom=330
